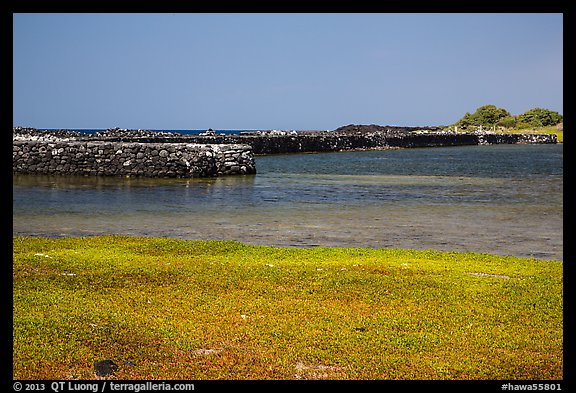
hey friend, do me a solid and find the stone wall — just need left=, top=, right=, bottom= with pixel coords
left=82, top=131, right=557, bottom=155
left=13, top=140, right=256, bottom=178
left=476, top=133, right=557, bottom=145
left=12, top=127, right=557, bottom=178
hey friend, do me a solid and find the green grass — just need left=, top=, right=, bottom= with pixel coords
left=13, top=236, right=563, bottom=380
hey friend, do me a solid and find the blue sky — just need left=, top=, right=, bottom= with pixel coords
left=13, top=13, right=563, bottom=130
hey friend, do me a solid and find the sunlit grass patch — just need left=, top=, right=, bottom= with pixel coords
left=13, top=236, right=562, bottom=380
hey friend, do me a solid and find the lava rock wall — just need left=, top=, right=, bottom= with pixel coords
left=13, top=140, right=256, bottom=178
left=83, top=131, right=556, bottom=155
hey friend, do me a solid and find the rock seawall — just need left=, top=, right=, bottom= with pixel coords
left=13, top=140, right=256, bottom=178
left=12, top=126, right=557, bottom=178
left=73, top=128, right=557, bottom=155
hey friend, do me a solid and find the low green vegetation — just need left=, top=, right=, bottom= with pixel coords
left=13, top=236, right=563, bottom=380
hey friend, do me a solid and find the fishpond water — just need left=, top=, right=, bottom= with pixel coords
left=13, top=144, right=563, bottom=260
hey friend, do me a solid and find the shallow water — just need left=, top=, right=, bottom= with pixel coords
left=13, top=144, right=563, bottom=260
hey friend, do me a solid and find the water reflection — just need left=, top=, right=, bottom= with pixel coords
left=13, top=144, right=563, bottom=260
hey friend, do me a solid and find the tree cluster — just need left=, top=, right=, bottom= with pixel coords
left=454, top=105, right=562, bottom=130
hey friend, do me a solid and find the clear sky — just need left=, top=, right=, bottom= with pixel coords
left=13, top=13, right=563, bottom=130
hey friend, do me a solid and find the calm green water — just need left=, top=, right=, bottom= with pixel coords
left=13, top=144, right=563, bottom=260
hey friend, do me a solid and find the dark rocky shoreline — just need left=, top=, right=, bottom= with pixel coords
left=13, top=125, right=558, bottom=155
left=13, top=125, right=557, bottom=178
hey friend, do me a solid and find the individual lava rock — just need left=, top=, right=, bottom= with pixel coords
left=94, top=359, right=119, bottom=377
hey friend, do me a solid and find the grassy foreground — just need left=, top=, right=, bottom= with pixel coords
left=13, top=236, right=563, bottom=380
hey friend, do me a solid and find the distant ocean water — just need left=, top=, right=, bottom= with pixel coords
left=13, top=144, right=563, bottom=261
